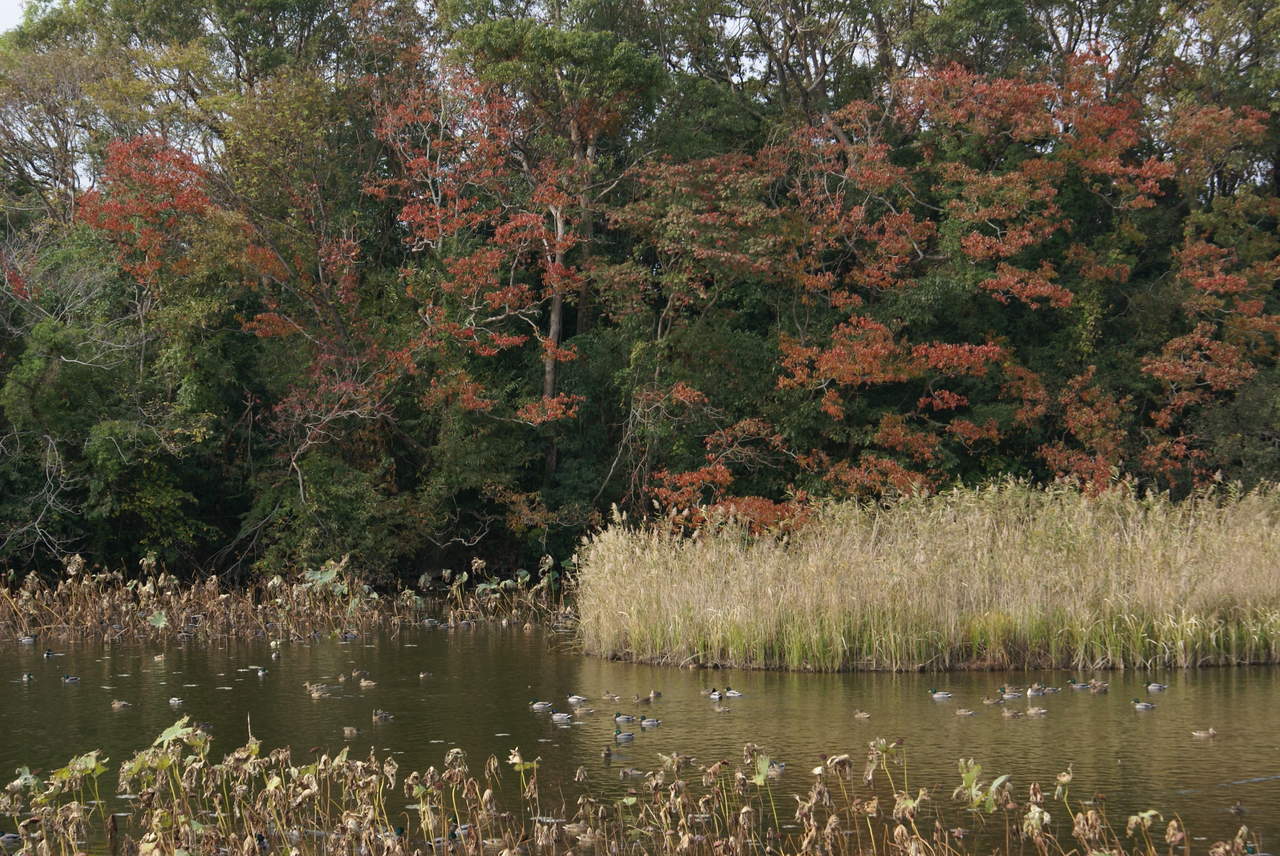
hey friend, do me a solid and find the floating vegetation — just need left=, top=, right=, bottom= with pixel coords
left=578, top=482, right=1280, bottom=671
left=0, top=720, right=1259, bottom=856
left=1, top=555, right=564, bottom=642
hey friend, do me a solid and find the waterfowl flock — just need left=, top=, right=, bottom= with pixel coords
left=6, top=627, right=1241, bottom=840
left=527, top=685, right=747, bottom=756
left=12, top=633, right=1225, bottom=756
left=921, top=678, right=1220, bottom=739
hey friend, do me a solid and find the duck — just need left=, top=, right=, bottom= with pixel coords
left=955, top=708, right=976, bottom=716
left=359, top=678, right=376, bottom=688
left=256, top=667, right=268, bottom=677
left=648, top=689, right=662, bottom=699
left=168, top=697, right=183, bottom=707
left=633, top=693, right=652, bottom=705
left=1027, top=684, right=1046, bottom=696
left=111, top=699, right=131, bottom=710
left=20, top=673, right=33, bottom=683
left=998, top=686, right=1022, bottom=700
left=600, top=746, right=612, bottom=761
left=1, top=832, right=21, bottom=848
left=343, top=726, right=360, bottom=739
left=613, top=728, right=635, bottom=743
left=765, top=760, right=785, bottom=778
left=567, top=694, right=589, bottom=705
left=1191, top=728, right=1217, bottom=739
left=1089, top=680, right=1109, bottom=694
left=371, top=709, right=394, bottom=722
left=852, top=709, right=871, bottom=719
left=1026, top=706, right=1048, bottom=717
left=1146, top=682, right=1168, bottom=691
left=572, top=830, right=604, bottom=852
left=61, top=675, right=79, bottom=684
left=930, top=688, right=953, bottom=699
left=601, top=691, right=620, bottom=702
left=550, top=711, right=573, bottom=724
left=1002, top=707, right=1024, bottom=719
left=418, top=671, right=431, bottom=679
left=707, top=688, right=723, bottom=700
left=981, top=695, right=1003, bottom=705
left=1131, top=698, right=1156, bottom=710
left=640, top=717, right=661, bottom=728
left=613, top=712, right=635, bottom=722
left=42, top=649, right=57, bottom=658
left=1067, top=678, right=1090, bottom=690
left=17, top=635, right=35, bottom=645
left=530, top=701, right=553, bottom=711
left=561, top=820, right=590, bottom=838
left=724, top=687, right=743, bottom=697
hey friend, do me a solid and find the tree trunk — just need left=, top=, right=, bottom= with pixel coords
left=543, top=208, right=567, bottom=479
left=576, top=137, right=596, bottom=333
left=543, top=291, right=564, bottom=401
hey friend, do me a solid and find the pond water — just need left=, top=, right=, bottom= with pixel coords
left=3, top=625, right=1278, bottom=849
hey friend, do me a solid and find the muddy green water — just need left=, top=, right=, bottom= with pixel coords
left=3, top=626, right=1278, bottom=849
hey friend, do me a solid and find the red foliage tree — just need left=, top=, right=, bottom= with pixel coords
left=770, top=57, right=1170, bottom=495
left=373, top=71, right=586, bottom=429
left=78, top=136, right=210, bottom=288
left=1138, top=106, right=1280, bottom=487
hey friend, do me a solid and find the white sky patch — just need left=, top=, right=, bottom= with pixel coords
left=0, top=0, right=26, bottom=34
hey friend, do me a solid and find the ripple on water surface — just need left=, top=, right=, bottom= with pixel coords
left=3, top=628, right=1278, bottom=847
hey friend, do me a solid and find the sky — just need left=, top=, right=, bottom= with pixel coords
left=1, top=0, right=26, bottom=34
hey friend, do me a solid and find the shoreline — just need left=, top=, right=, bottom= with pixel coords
left=594, top=649, right=1280, bottom=673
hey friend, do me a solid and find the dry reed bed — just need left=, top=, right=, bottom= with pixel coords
left=1, top=719, right=1246, bottom=856
left=577, top=483, right=1280, bottom=671
left=1, top=557, right=558, bottom=642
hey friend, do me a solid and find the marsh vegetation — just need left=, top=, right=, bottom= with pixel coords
left=578, top=483, right=1280, bottom=672
left=2, top=717, right=1259, bottom=856
left=0, top=556, right=561, bottom=642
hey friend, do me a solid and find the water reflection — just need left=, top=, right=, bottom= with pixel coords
left=3, top=627, right=1277, bottom=848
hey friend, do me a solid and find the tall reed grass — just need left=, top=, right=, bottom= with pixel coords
left=576, top=482, right=1280, bottom=671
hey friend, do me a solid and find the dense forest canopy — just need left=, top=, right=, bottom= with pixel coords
left=0, top=0, right=1277, bottom=580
